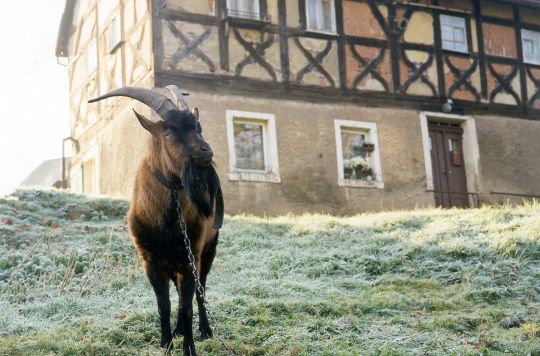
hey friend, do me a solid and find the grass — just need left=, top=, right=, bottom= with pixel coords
left=0, top=189, right=539, bottom=355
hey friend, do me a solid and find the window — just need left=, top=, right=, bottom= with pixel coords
left=334, top=120, right=383, bottom=188
left=440, top=14, right=468, bottom=53
left=227, top=0, right=260, bottom=20
left=72, top=144, right=99, bottom=195
left=226, top=110, right=280, bottom=182
left=522, top=29, right=540, bottom=65
left=306, top=0, right=336, bottom=33
left=87, top=39, right=97, bottom=73
left=109, top=15, right=121, bottom=52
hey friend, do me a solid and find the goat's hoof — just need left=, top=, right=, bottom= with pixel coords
left=183, top=341, right=197, bottom=356
left=200, top=327, right=213, bottom=340
left=160, top=339, right=173, bottom=352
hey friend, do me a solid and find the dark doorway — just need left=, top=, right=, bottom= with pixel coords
left=429, top=122, right=469, bottom=208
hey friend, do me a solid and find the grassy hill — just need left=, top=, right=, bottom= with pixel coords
left=0, top=189, right=539, bottom=355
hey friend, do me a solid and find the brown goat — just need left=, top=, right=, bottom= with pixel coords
left=89, top=86, right=224, bottom=356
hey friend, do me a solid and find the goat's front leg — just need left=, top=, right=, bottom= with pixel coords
left=178, top=272, right=196, bottom=356
left=172, top=273, right=184, bottom=337
left=147, top=267, right=173, bottom=350
left=197, top=236, right=218, bottom=339
left=196, top=272, right=212, bottom=340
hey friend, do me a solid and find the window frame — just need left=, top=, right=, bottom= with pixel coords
left=87, top=39, right=97, bottom=73
left=226, top=0, right=264, bottom=21
left=226, top=110, right=280, bottom=183
left=440, top=14, right=469, bottom=54
left=80, top=143, right=100, bottom=195
left=109, top=13, right=122, bottom=53
left=304, top=0, right=337, bottom=34
left=334, top=120, right=384, bottom=189
left=522, top=29, right=540, bottom=65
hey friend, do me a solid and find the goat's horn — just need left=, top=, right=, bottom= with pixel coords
left=88, top=86, right=178, bottom=121
left=165, top=85, right=191, bottom=112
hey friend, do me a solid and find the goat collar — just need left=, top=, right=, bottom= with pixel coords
left=152, top=170, right=183, bottom=190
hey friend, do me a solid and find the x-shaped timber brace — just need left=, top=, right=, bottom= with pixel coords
left=167, top=22, right=216, bottom=73
left=294, top=38, right=335, bottom=87
left=488, top=61, right=521, bottom=105
left=349, top=44, right=389, bottom=92
left=445, top=55, right=481, bottom=102
left=400, top=48, right=437, bottom=96
left=232, top=28, right=277, bottom=81
left=526, top=66, right=540, bottom=108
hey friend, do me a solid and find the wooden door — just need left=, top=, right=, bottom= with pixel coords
left=429, top=122, right=468, bottom=208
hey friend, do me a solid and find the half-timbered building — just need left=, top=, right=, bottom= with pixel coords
left=56, top=0, right=540, bottom=215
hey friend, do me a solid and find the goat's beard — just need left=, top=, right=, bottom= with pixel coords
left=182, top=159, right=220, bottom=218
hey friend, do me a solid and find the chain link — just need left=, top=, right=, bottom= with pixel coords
left=174, top=190, right=237, bottom=356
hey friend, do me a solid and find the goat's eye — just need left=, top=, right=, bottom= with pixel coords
left=164, top=128, right=173, bottom=137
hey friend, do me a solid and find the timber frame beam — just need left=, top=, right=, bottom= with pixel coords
left=151, top=0, right=540, bottom=120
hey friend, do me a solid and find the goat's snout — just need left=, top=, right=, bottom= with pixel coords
left=192, top=143, right=213, bottom=166
left=200, top=144, right=211, bottom=152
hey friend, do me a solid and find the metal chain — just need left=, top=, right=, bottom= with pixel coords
left=174, top=190, right=237, bottom=356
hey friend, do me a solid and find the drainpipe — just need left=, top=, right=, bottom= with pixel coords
left=62, top=137, right=79, bottom=189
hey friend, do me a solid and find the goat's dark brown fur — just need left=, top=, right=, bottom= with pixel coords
left=89, top=87, right=223, bottom=356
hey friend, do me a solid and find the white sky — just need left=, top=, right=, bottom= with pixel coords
left=0, top=1, right=70, bottom=196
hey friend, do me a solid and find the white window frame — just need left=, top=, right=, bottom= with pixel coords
left=109, top=14, right=121, bottom=52
left=306, top=0, right=336, bottom=34
left=226, top=0, right=261, bottom=20
left=226, top=110, right=280, bottom=183
left=87, top=39, right=97, bottom=73
left=440, top=14, right=468, bottom=53
left=334, top=120, right=383, bottom=189
left=522, top=29, right=540, bottom=65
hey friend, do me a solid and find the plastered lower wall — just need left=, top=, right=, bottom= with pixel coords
left=84, top=88, right=540, bottom=215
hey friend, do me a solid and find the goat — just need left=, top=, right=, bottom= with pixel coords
left=89, top=86, right=224, bottom=356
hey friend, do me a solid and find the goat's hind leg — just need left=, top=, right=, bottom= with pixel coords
left=147, top=266, right=173, bottom=350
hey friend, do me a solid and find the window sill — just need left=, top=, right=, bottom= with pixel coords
left=338, top=179, right=384, bottom=189
left=302, top=28, right=338, bottom=37
left=226, top=16, right=270, bottom=29
left=229, top=170, right=281, bottom=183
left=109, top=40, right=123, bottom=54
left=441, top=48, right=471, bottom=56
left=524, top=60, right=540, bottom=67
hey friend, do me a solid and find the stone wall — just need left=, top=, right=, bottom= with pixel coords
left=475, top=115, right=540, bottom=204
left=94, top=88, right=540, bottom=215
left=95, top=90, right=431, bottom=215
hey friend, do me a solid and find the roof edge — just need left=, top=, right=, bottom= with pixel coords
left=55, top=0, right=77, bottom=58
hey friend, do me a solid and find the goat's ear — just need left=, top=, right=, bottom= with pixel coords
left=133, top=109, right=157, bottom=133
left=192, top=107, right=199, bottom=120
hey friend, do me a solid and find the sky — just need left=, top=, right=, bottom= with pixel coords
left=0, top=1, right=71, bottom=196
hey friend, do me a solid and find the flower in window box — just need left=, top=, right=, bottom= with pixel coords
left=355, top=166, right=374, bottom=180
left=343, top=156, right=374, bottom=180
left=344, top=156, right=368, bottom=169
left=344, top=166, right=353, bottom=179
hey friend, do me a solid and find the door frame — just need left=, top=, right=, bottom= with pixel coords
left=419, top=112, right=481, bottom=206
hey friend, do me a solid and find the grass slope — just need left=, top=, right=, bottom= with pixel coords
left=0, top=189, right=539, bottom=355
